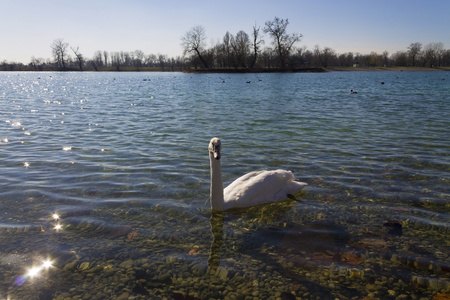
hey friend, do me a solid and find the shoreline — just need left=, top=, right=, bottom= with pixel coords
left=184, top=67, right=327, bottom=73
left=325, top=66, right=450, bottom=72
left=184, top=66, right=450, bottom=73
left=1, top=66, right=449, bottom=73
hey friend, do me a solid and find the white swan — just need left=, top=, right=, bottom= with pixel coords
left=209, top=137, right=307, bottom=211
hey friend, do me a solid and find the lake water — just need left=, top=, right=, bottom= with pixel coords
left=0, top=71, right=449, bottom=299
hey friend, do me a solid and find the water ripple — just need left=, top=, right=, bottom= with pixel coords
left=0, top=71, right=449, bottom=298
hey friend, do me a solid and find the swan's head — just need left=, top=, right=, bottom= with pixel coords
left=209, top=137, right=222, bottom=160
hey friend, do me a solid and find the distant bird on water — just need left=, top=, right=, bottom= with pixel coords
left=350, top=90, right=358, bottom=94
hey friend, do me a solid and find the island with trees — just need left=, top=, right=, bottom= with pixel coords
left=2, top=17, right=450, bottom=72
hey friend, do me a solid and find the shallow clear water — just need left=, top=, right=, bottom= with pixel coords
left=0, top=71, right=449, bottom=299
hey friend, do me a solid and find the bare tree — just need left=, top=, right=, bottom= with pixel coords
left=250, top=24, right=264, bottom=69
left=407, top=42, right=422, bottom=67
left=93, top=51, right=103, bottom=67
left=30, top=56, right=44, bottom=71
left=231, top=30, right=250, bottom=68
left=103, top=51, right=109, bottom=67
left=71, top=46, right=84, bottom=70
left=443, top=49, right=450, bottom=66
left=434, top=42, right=445, bottom=66
left=423, top=42, right=445, bottom=67
left=291, top=45, right=307, bottom=67
left=110, top=52, right=122, bottom=71
left=338, top=52, right=353, bottom=67
left=261, top=47, right=276, bottom=68
left=181, top=25, right=209, bottom=68
left=121, top=51, right=131, bottom=67
left=264, top=17, right=302, bottom=69
left=158, top=54, right=167, bottom=69
left=213, top=41, right=225, bottom=68
left=51, top=38, right=69, bottom=70
left=392, top=51, right=408, bottom=66
left=146, top=54, right=157, bottom=67
left=382, top=51, right=390, bottom=67
left=369, top=52, right=383, bottom=67
left=133, top=50, right=145, bottom=70
left=223, top=32, right=232, bottom=68
left=313, top=45, right=322, bottom=67
left=89, top=51, right=103, bottom=71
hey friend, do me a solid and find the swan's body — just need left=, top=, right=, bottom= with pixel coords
left=209, top=137, right=307, bottom=211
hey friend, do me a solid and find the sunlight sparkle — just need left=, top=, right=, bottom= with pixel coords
left=27, top=267, right=41, bottom=278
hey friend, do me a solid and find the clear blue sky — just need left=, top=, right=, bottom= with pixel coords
left=2, top=0, right=449, bottom=64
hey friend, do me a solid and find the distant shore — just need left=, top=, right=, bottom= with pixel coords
left=325, top=66, right=450, bottom=72
left=2, top=66, right=449, bottom=73
left=185, top=66, right=450, bottom=73
left=184, top=67, right=327, bottom=73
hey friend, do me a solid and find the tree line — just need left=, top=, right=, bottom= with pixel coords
left=1, top=17, right=449, bottom=72
left=46, top=38, right=184, bottom=72
left=181, top=17, right=450, bottom=70
left=2, top=38, right=185, bottom=72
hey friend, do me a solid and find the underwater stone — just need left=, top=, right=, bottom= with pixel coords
left=191, top=263, right=207, bottom=276
left=119, top=259, right=133, bottom=269
left=349, top=268, right=360, bottom=278
left=116, top=292, right=129, bottom=300
left=428, top=278, right=439, bottom=290
left=439, top=279, right=450, bottom=290
left=63, top=260, right=79, bottom=270
left=79, top=262, right=90, bottom=270
left=216, top=268, right=228, bottom=280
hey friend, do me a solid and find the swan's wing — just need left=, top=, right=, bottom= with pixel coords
left=223, top=169, right=306, bottom=209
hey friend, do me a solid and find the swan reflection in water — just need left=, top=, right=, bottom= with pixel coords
left=206, top=201, right=350, bottom=280
left=206, top=198, right=308, bottom=272
left=207, top=137, right=308, bottom=271
left=208, top=212, right=225, bottom=271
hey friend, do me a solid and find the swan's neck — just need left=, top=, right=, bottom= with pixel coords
left=210, top=152, right=224, bottom=211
